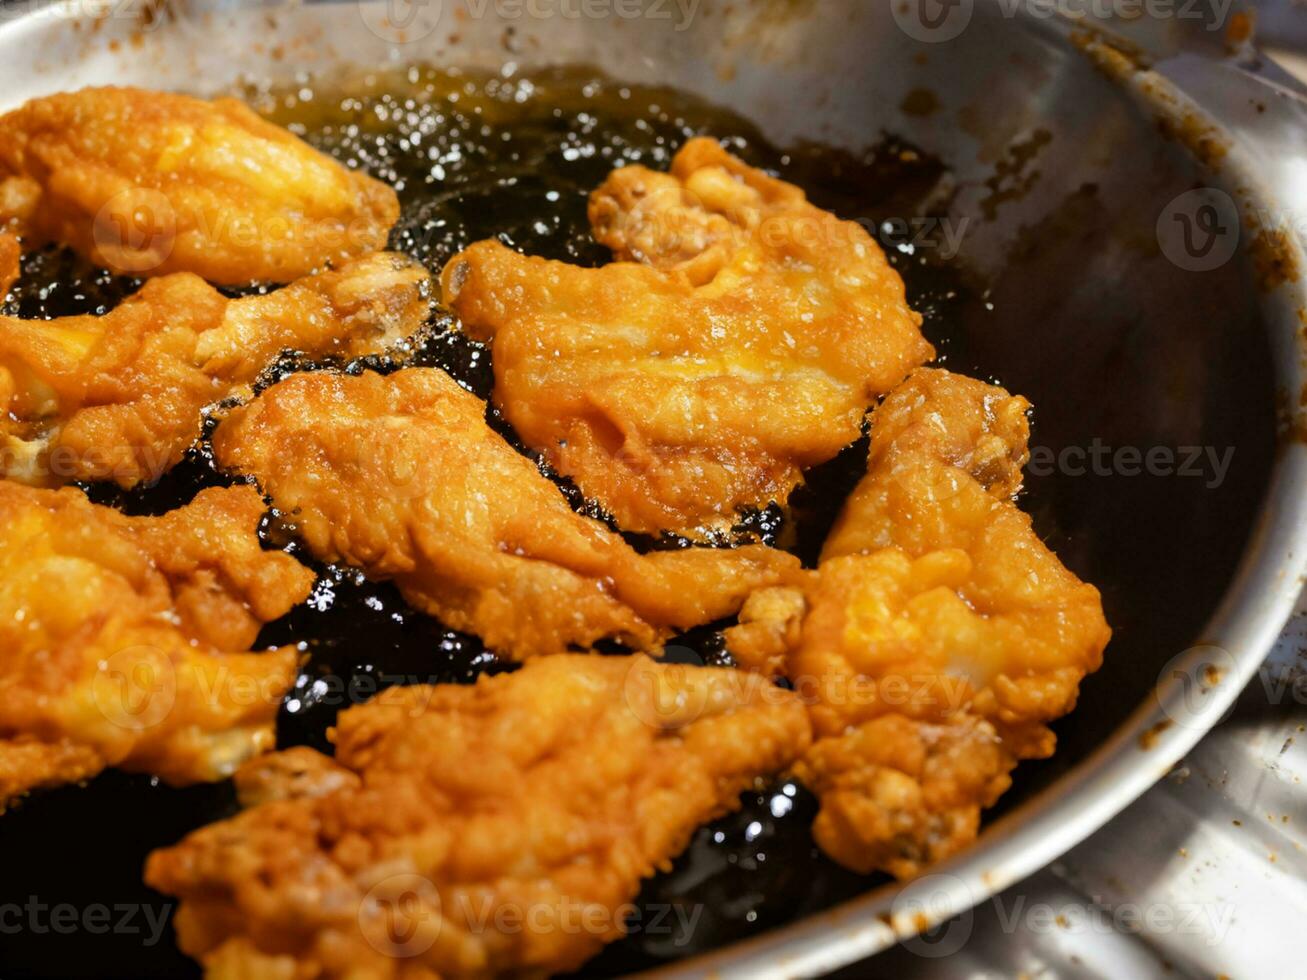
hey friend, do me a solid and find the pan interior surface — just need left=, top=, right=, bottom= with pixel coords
left=0, top=1, right=1288, bottom=976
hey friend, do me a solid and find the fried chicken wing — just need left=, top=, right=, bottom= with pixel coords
left=0, top=87, right=399, bottom=284
left=0, top=251, right=431, bottom=487
left=0, top=483, right=314, bottom=806
left=146, top=654, right=811, bottom=978
left=441, top=138, right=933, bottom=537
left=212, top=367, right=799, bottom=661
left=727, top=369, right=1110, bottom=878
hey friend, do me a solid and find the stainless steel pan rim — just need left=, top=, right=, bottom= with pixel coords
left=650, top=17, right=1307, bottom=972
left=2, top=1, right=1306, bottom=975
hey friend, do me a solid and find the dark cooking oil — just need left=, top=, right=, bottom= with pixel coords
left=0, top=65, right=981, bottom=977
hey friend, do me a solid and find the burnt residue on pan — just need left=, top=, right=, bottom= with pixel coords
left=0, top=65, right=1276, bottom=979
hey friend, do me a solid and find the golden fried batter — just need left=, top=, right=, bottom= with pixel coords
left=441, top=138, right=932, bottom=537
left=0, top=483, right=314, bottom=806
left=212, top=367, right=799, bottom=661
left=0, top=230, right=18, bottom=298
left=0, top=251, right=431, bottom=488
left=146, top=654, right=811, bottom=978
left=0, top=87, right=399, bottom=284
left=727, top=369, right=1110, bottom=878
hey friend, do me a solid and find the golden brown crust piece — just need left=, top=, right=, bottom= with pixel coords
left=0, top=87, right=399, bottom=284
left=0, top=483, right=314, bottom=807
left=588, top=136, right=807, bottom=286
left=0, top=251, right=431, bottom=488
left=442, top=138, right=933, bottom=538
left=146, top=654, right=811, bottom=979
left=0, top=230, right=18, bottom=298
left=727, top=368, right=1111, bottom=878
left=212, top=367, right=799, bottom=661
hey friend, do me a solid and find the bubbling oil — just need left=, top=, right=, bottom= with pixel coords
left=0, top=65, right=980, bottom=976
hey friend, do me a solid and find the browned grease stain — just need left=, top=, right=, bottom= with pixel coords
left=1139, top=719, right=1173, bottom=750
left=1070, top=29, right=1153, bottom=77
left=1225, top=9, right=1256, bottom=50
left=1071, top=31, right=1230, bottom=174
left=714, top=0, right=823, bottom=67
left=1069, top=18, right=1305, bottom=452
left=1248, top=227, right=1302, bottom=292
left=137, top=0, right=177, bottom=32
left=979, top=128, right=1053, bottom=221
left=901, top=88, right=941, bottom=119
left=1153, top=108, right=1229, bottom=174
left=1276, top=387, right=1307, bottom=446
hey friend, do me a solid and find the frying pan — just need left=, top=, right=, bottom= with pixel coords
left=1, top=0, right=1306, bottom=976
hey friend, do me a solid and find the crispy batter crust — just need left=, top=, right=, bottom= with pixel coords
left=442, top=138, right=932, bottom=537
left=0, top=230, right=18, bottom=298
left=0, top=252, right=430, bottom=487
left=0, top=87, right=399, bottom=284
left=728, top=369, right=1111, bottom=878
left=213, top=367, right=799, bottom=661
left=0, top=483, right=314, bottom=806
left=146, top=654, right=811, bottom=978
